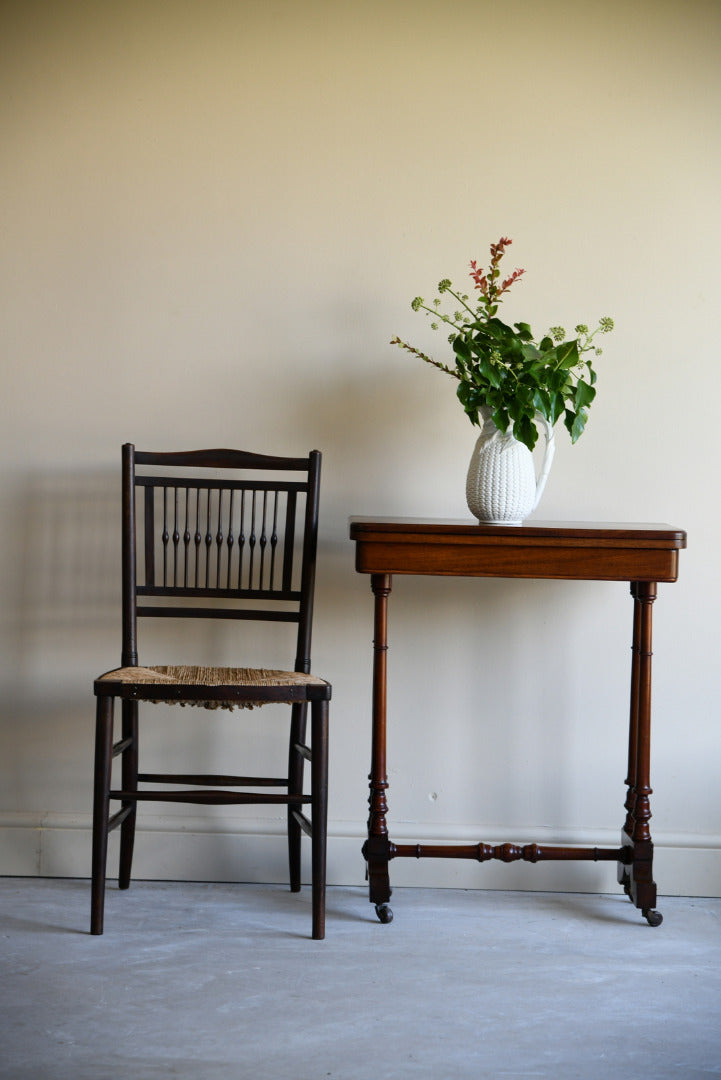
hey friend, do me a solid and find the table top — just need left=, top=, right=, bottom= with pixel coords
left=349, top=518, right=686, bottom=582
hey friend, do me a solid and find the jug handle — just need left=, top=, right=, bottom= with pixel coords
left=532, top=413, right=555, bottom=512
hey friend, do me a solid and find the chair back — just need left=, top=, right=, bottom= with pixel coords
left=121, top=444, right=321, bottom=673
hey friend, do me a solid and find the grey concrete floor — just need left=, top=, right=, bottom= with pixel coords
left=1, top=878, right=720, bottom=1080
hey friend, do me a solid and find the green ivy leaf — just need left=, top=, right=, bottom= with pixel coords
left=565, top=408, right=588, bottom=442
left=493, top=407, right=510, bottom=432
left=453, top=336, right=471, bottom=362
left=549, top=391, right=565, bottom=424
left=477, top=358, right=500, bottom=388
left=564, top=409, right=575, bottom=437
left=533, top=388, right=551, bottom=417
left=513, top=413, right=538, bottom=452
left=547, top=367, right=570, bottom=393
left=574, top=379, right=596, bottom=410
left=554, top=340, right=580, bottom=369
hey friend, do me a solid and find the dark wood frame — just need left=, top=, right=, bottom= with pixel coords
left=92, top=445, right=331, bottom=938
left=349, top=517, right=686, bottom=927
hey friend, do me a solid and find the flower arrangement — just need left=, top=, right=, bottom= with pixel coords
left=391, top=237, right=614, bottom=453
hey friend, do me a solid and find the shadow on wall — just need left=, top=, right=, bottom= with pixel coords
left=0, top=470, right=121, bottom=810
left=4, top=468, right=121, bottom=701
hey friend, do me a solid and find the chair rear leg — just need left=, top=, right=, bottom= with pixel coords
left=310, top=699, right=329, bottom=940
left=287, top=702, right=308, bottom=892
left=91, top=694, right=114, bottom=935
left=118, top=699, right=138, bottom=890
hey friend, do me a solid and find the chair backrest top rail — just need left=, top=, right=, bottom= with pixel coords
left=132, top=447, right=315, bottom=470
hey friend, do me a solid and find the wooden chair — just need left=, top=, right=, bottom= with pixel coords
left=91, top=445, right=331, bottom=938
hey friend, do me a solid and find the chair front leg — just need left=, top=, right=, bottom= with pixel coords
left=119, top=699, right=138, bottom=890
left=310, top=698, right=329, bottom=940
left=287, top=702, right=308, bottom=893
left=91, top=694, right=115, bottom=935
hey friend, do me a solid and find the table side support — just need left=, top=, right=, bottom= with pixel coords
left=364, top=573, right=394, bottom=917
left=618, top=581, right=662, bottom=925
left=621, top=586, right=643, bottom=848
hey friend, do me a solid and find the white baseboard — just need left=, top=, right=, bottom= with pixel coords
left=2, top=812, right=720, bottom=897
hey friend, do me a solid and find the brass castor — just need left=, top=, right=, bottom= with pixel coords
left=375, top=903, right=393, bottom=924
left=643, top=908, right=663, bottom=927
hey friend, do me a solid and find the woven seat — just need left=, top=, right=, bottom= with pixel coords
left=96, top=666, right=330, bottom=709
left=91, top=445, right=331, bottom=939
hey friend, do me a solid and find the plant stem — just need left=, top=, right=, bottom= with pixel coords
left=416, top=302, right=467, bottom=333
left=445, top=287, right=478, bottom=321
left=390, top=337, right=460, bottom=380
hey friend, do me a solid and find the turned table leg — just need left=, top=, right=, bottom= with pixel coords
left=619, top=583, right=642, bottom=894
left=364, top=573, right=394, bottom=923
left=619, top=581, right=662, bottom=926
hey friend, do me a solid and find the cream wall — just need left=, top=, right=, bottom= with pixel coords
left=2, top=0, right=720, bottom=899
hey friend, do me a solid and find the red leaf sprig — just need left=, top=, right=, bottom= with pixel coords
left=471, top=237, right=525, bottom=315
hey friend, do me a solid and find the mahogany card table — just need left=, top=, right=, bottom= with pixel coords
left=349, top=517, right=686, bottom=927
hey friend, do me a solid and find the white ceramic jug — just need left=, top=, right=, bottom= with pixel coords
left=466, top=406, right=555, bottom=525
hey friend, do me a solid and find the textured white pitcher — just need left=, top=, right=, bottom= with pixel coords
left=466, top=406, right=555, bottom=525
